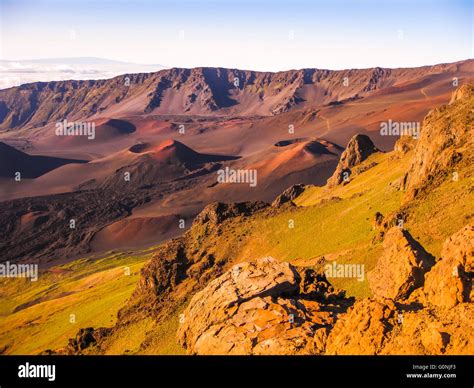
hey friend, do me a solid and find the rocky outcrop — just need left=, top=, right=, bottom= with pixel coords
left=118, top=239, right=189, bottom=324
left=61, top=199, right=273, bottom=354
left=367, top=227, right=434, bottom=300
left=393, top=135, right=416, bottom=155
left=326, top=134, right=379, bottom=187
left=193, top=201, right=268, bottom=227
left=380, top=303, right=474, bottom=355
left=176, top=223, right=473, bottom=355
left=424, top=224, right=473, bottom=308
left=177, top=257, right=351, bottom=355
left=117, top=201, right=270, bottom=325
left=326, top=296, right=474, bottom=355
left=326, top=298, right=397, bottom=355
left=449, top=83, right=474, bottom=104
left=65, top=327, right=112, bottom=354
left=271, top=184, right=306, bottom=207
left=326, top=225, right=473, bottom=355
left=403, top=84, right=474, bottom=200
left=61, top=220, right=473, bottom=356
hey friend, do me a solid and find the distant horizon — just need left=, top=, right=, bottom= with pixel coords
left=1, top=0, right=472, bottom=72
left=1, top=56, right=472, bottom=73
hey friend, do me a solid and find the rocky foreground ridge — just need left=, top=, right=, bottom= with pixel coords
left=176, top=225, right=473, bottom=355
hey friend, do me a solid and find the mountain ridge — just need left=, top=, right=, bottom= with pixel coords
left=1, top=59, right=471, bottom=131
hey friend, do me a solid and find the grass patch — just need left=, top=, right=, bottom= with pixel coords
left=0, top=252, right=150, bottom=354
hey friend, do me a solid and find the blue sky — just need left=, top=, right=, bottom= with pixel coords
left=0, top=0, right=472, bottom=71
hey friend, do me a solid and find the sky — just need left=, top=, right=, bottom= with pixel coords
left=0, top=0, right=472, bottom=71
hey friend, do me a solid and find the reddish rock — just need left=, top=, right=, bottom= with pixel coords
left=368, top=227, right=434, bottom=300
left=325, top=298, right=397, bottom=355
left=177, top=257, right=349, bottom=355
left=327, top=134, right=379, bottom=187
left=424, top=224, right=474, bottom=308
left=404, top=84, right=474, bottom=200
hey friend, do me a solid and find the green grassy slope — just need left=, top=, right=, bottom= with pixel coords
left=0, top=251, right=150, bottom=354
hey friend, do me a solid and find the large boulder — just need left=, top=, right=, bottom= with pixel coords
left=367, top=227, right=434, bottom=300
left=177, top=257, right=349, bottom=355
left=424, top=224, right=474, bottom=308
left=327, top=134, right=379, bottom=187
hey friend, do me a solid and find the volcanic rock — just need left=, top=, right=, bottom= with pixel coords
left=393, top=135, right=416, bottom=155
left=177, top=257, right=350, bottom=355
left=325, top=298, right=397, bottom=355
left=193, top=201, right=268, bottom=226
left=424, top=224, right=474, bottom=308
left=326, top=134, right=379, bottom=187
left=403, top=84, right=474, bottom=200
left=379, top=303, right=474, bottom=355
left=271, top=184, right=306, bottom=207
left=66, top=327, right=112, bottom=354
left=367, top=227, right=434, bottom=300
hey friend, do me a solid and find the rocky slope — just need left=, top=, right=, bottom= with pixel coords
left=403, top=83, right=473, bottom=200
left=177, top=225, right=472, bottom=355
left=424, top=224, right=473, bottom=308
left=271, top=184, right=307, bottom=207
left=326, top=224, right=473, bottom=355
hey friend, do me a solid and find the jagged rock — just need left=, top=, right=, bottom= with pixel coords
left=404, top=84, right=474, bottom=200
left=117, top=236, right=222, bottom=324
left=373, top=211, right=384, bottom=227
left=327, top=134, right=379, bottom=187
left=367, top=227, right=434, bottom=300
left=123, top=201, right=271, bottom=321
left=193, top=201, right=268, bottom=226
left=394, top=135, right=416, bottom=154
left=325, top=298, right=397, bottom=355
left=449, top=83, right=474, bottom=104
left=271, top=184, right=306, bottom=207
left=424, top=224, right=474, bottom=308
left=326, top=297, right=474, bottom=355
left=177, top=257, right=350, bottom=355
left=371, top=212, right=386, bottom=243
left=380, top=303, right=474, bottom=355
left=136, top=240, right=187, bottom=295
left=66, top=327, right=112, bottom=354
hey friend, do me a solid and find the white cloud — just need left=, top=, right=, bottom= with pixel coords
left=0, top=60, right=166, bottom=89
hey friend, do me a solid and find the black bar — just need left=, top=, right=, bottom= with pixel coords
left=0, top=356, right=471, bottom=387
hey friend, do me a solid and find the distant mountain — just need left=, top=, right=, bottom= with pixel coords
left=0, top=59, right=472, bottom=131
